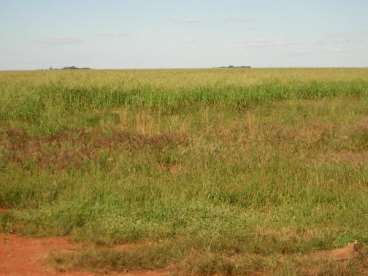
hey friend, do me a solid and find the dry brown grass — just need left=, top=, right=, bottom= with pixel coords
left=1, top=128, right=188, bottom=170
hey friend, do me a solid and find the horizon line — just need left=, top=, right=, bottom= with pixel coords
left=1, top=66, right=368, bottom=72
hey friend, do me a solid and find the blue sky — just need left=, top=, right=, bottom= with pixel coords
left=1, top=0, right=367, bottom=69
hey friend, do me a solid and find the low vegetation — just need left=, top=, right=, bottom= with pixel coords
left=1, top=68, right=368, bottom=275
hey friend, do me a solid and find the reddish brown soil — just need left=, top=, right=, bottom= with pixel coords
left=0, top=234, right=91, bottom=276
left=120, top=272, right=168, bottom=276
left=311, top=242, right=362, bottom=261
left=0, top=233, right=169, bottom=276
left=0, top=208, right=8, bottom=214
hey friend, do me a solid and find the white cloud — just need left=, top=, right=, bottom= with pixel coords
left=170, top=17, right=201, bottom=24
left=234, top=38, right=354, bottom=54
left=239, top=40, right=299, bottom=48
left=96, top=33, right=129, bottom=39
left=224, top=17, right=254, bottom=23
left=37, top=36, right=84, bottom=46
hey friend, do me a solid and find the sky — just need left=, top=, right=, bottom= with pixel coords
left=0, top=0, right=368, bottom=69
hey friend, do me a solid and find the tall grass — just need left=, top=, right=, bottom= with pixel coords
left=1, top=76, right=368, bottom=134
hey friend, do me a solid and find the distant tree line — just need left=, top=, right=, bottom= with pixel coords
left=217, top=65, right=252, bottom=69
left=49, top=66, right=91, bottom=70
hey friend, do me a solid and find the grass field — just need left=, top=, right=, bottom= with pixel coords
left=1, top=68, right=368, bottom=275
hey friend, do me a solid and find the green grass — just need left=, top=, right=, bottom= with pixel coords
left=1, top=69, right=368, bottom=274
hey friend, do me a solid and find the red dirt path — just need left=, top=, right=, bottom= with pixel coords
left=0, top=208, right=164, bottom=275
left=0, top=208, right=8, bottom=214
left=0, top=234, right=91, bottom=276
left=0, top=233, right=168, bottom=276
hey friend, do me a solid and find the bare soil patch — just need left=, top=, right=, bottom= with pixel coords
left=298, top=242, right=368, bottom=276
left=116, top=271, right=168, bottom=276
left=0, top=234, right=90, bottom=276
left=0, top=234, right=170, bottom=275
left=311, top=242, right=362, bottom=261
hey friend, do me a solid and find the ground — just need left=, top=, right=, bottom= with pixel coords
left=0, top=234, right=86, bottom=276
left=0, top=231, right=364, bottom=275
left=1, top=69, right=368, bottom=275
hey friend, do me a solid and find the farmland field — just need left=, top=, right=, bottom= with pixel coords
left=1, top=68, right=368, bottom=275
